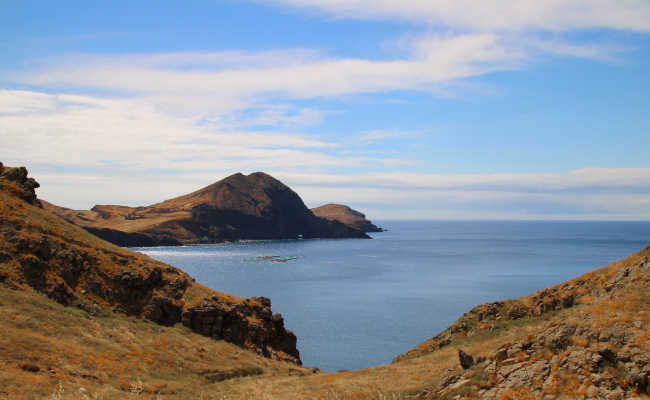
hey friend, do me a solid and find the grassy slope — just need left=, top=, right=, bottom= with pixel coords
left=1, top=165, right=303, bottom=395
left=1, top=180, right=244, bottom=313
left=41, top=200, right=191, bottom=233
left=0, top=287, right=310, bottom=400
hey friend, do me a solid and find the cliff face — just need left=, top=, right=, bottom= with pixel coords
left=311, top=203, right=383, bottom=233
left=0, top=163, right=300, bottom=364
left=44, top=172, right=369, bottom=247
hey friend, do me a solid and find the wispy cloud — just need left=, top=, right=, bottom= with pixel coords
left=359, top=130, right=424, bottom=142
left=0, top=89, right=361, bottom=172
left=282, top=169, right=650, bottom=191
left=222, top=105, right=328, bottom=128
left=525, top=38, right=630, bottom=62
left=261, top=0, right=650, bottom=32
left=12, top=34, right=524, bottom=107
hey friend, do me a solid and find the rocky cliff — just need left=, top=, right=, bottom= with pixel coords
left=311, top=203, right=383, bottom=233
left=0, top=163, right=301, bottom=364
left=44, top=172, right=369, bottom=247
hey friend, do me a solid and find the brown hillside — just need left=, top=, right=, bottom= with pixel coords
left=0, top=286, right=312, bottom=399
left=0, top=162, right=300, bottom=365
left=311, top=203, right=383, bottom=233
left=45, top=172, right=369, bottom=247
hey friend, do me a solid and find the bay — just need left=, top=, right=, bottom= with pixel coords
left=133, top=221, right=650, bottom=372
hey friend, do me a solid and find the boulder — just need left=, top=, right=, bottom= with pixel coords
left=459, top=349, right=475, bottom=369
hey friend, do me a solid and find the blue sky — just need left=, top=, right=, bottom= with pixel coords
left=2, top=0, right=650, bottom=219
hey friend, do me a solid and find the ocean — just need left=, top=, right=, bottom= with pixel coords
left=133, top=221, right=650, bottom=372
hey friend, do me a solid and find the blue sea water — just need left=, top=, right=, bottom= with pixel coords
left=133, top=221, right=650, bottom=372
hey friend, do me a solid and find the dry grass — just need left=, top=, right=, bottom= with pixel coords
left=41, top=200, right=191, bottom=233
left=0, top=183, right=244, bottom=311
left=207, top=309, right=571, bottom=400
left=0, top=286, right=308, bottom=400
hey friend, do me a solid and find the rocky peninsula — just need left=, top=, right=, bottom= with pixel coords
left=43, top=172, right=369, bottom=247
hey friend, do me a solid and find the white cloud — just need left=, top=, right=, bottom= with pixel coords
left=0, top=89, right=372, bottom=176
left=360, top=130, right=424, bottom=142
left=6, top=31, right=624, bottom=126
left=262, top=0, right=650, bottom=32
left=1, top=34, right=533, bottom=182
left=223, top=105, right=327, bottom=128
left=525, top=38, right=629, bottom=62
left=11, top=34, right=523, bottom=109
left=280, top=169, right=650, bottom=191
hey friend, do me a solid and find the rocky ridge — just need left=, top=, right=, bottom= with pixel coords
left=311, top=203, right=383, bottom=233
left=44, top=172, right=369, bottom=247
left=397, top=245, right=650, bottom=399
left=0, top=163, right=301, bottom=364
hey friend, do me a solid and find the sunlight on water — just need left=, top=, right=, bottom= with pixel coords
left=140, top=249, right=254, bottom=258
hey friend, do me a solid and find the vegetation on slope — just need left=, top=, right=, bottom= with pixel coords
left=0, top=286, right=312, bottom=400
left=0, top=162, right=300, bottom=365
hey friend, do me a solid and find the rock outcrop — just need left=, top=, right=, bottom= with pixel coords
left=44, top=172, right=369, bottom=247
left=397, top=245, right=650, bottom=399
left=0, top=162, right=41, bottom=205
left=311, top=203, right=383, bottom=233
left=432, top=312, right=649, bottom=399
left=0, top=163, right=301, bottom=364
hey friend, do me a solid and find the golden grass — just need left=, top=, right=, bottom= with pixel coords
left=0, top=286, right=308, bottom=400
left=0, top=279, right=581, bottom=400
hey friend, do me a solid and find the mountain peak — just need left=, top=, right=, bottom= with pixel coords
left=45, top=170, right=370, bottom=246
